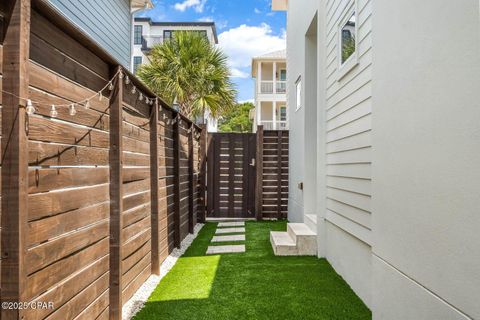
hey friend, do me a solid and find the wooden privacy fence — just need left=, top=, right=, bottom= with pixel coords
left=205, top=126, right=289, bottom=220
left=0, top=1, right=205, bottom=319
left=255, top=127, right=289, bottom=219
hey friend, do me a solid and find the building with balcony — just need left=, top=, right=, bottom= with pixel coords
left=251, top=49, right=288, bottom=131
left=132, top=17, right=218, bottom=74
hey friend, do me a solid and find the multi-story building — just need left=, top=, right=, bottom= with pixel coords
left=132, top=17, right=218, bottom=73
left=132, top=17, right=219, bottom=132
left=251, top=50, right=288, bottom=132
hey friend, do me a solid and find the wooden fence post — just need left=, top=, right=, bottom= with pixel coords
left=188, top=123, right=194, bottom=233
left=173, top=116, right=181, bottom=248
left=1, top=1, right=30, bottom=319
left=277, top=131, right=283, bottom=219
left=255, top=125, right=264, bottom=220
left=109, top=66, right=124, bottom=320
left=198, top=125, right=207, bottom=222
left=150, top=99, right=160, bottom=274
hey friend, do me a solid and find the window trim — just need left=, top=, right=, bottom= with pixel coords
left=295, top=76, right=302, bottom=112
left=134, top=25, right=143, bottom=45
left=133, top=56, right=142, bottom=74
left=337, top=1, right=359, bottom=81
left=279, top=105, right=287, bottom=121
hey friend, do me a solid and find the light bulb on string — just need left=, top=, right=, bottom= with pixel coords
left=26, top=99, right=36, bottom=115
left=108, top=82, right=114, bottom=91
left=119, top=70, right=124, bottom=79
left=85, top=100, right=90, bottom=109
left=69, top=104, right=77, bottom=116
left=50, top=105, right=58, bottom=118
left=139, top=93, right=144, bottom=101
left=125, top=77, right=130, bottom=84
left=132, top=86, right=136, bottom=94
left=99, top=92, right=103, bottom=101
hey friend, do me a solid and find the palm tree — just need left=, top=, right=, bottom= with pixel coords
left=137, top=31, right=236, bottom=120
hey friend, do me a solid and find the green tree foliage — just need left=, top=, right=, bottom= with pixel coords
left=218, top=102, right=255, bottom=133
left=137, top=31, right=237, bottom=119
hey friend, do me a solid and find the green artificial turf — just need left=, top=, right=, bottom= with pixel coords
left=134, top=221, right=371, bottom=320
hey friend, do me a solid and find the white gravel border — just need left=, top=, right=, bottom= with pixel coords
left=122, top=223, right=204, bottom=320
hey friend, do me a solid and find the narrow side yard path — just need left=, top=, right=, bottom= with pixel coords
left=133, top=221, right=371, bottom=320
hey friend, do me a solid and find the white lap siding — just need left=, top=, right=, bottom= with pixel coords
left=324, top=0, right=373, bottom=246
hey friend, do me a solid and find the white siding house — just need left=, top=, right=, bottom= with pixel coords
left=251, top=50, right=288, bottom=131
left=47, top=0, right=153, bottom=68
left=274, top=0, right=480, bottom=318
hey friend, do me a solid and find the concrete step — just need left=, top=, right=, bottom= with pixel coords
left=304, top=214, right=317, bottom=233
left=287, top=223, right=317, bottom=256
left=270, top=231, right=298, bottom=256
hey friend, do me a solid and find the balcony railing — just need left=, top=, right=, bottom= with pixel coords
left=141, top=35, right=166, bottom=50
left=276, top=81, right=287, bottom=93
left=260, top=81, right=287, bottom=94
left=259, top=120, right=288, bottom=130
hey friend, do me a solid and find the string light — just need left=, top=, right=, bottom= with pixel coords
left=26, top=99, right=35, bottom=115
left=50, top=105, right=58, bottom=118
left=2, top=69, right=173, bottom=124
left=69, top=104, right=77, bottom=116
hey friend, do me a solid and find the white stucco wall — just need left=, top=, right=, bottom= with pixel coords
left=371, top=0, right=480, bottom=318
left=286, top=0, right=373, bottom=307
left=286, top=0, right=479, bottom=317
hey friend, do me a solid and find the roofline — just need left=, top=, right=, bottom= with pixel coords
left=134, top=17, right=218, bottom=43
left=131, top=0, right=154, bottom=10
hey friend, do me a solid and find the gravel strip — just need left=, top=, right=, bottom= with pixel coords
left=122, top=223, right=204, bottom=320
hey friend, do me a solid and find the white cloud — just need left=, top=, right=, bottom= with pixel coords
left=174, top=0, right=207, bottom=13
left=239, top=99, right=255, bottom=104
left=254, top=8, right=261, bottom=14
left=230, top=68, right=250, bottom=78
left=218, top=23, right=286, bottom=72
left=197, top=16, right=213, bottom=22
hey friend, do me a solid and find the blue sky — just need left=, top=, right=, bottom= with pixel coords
left=138, top=0, right=286, bottom=102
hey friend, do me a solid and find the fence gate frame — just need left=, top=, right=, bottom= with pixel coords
left=204, top=126, right=289, bottom=220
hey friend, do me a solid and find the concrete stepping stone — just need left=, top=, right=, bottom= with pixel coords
left=211, top=234, right=245, bottom=242
left=206, top=245, right=245, bottom=255
left=218, top=221, right=245, bottom=227
left=215, top=227, right=245, bottom=234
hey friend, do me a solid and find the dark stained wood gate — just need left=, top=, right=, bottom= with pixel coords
left=206, top=133, right=256, bottom=218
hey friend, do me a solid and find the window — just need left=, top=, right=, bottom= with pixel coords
left=295, top=77, right=302, bottom=111
left=280, top=106, right=287, bottom=121
left=134, top=25, right=143, bottom=45
left=133, top=56, right=142, bottom=74
left=340, top=9, right=356, bottom=65
left=280, top=69, right=287, bottom=81
left=164, top=30, right=173, bottom=41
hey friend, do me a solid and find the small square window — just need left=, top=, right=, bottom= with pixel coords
left=295, top=77, right=302, bottom=111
